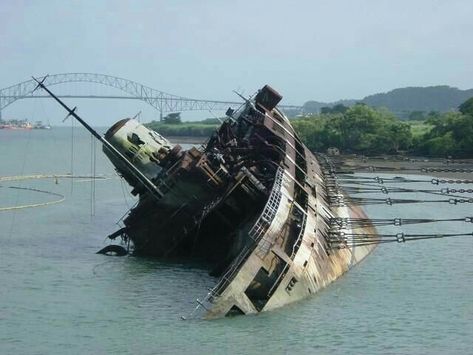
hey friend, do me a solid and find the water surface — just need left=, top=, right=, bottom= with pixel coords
left=1, top=128, right=471, bottom=354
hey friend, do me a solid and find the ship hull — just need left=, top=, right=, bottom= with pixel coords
left=202, top=141, right=376, bottom=318
left=104, top=85, right=377, bottom=318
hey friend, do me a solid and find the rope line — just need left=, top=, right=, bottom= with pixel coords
left=0, top=174, right=111, bottom=182
left=0, top=174, right=112, bottom=212
left=0, top=185, right=65, bottom=212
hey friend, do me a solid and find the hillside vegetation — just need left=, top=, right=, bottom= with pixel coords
left=363, top=86, right=473, bottom=113
left=303, top=86, right=473, bottom=118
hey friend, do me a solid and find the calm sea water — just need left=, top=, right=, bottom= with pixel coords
left=1, top=128, right=472, bottom=354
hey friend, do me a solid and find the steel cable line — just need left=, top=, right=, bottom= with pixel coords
left=329, top=216, right=473, bottom=228
left=327, top=232, right=473, bottom=248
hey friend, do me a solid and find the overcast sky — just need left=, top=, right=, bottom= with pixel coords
left=1, top=0, right=472, bottom=124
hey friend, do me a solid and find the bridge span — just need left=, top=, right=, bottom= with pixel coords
left=0, top=73, right=302, bottom=119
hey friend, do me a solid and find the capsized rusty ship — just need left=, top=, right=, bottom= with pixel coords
left=101, top=85, right=378, bottom=318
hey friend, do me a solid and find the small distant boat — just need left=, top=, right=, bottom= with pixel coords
left=19, top=122, right=33, bottom=130
left=33, top=121, right=51, bottom=130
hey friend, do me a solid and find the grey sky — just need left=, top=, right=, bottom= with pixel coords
left=1, top=0, right=472, bottom=124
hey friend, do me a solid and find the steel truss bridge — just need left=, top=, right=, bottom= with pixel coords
left=0, top=73, right=302, bottom=119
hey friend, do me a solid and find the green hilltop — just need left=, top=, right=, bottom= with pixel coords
left=303, top=86, right=473, bottom=118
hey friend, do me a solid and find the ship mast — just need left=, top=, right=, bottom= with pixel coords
left=32, top=76, right=163, bottom=200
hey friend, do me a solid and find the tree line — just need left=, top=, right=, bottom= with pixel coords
left=292, top=97, right=473, bottom=157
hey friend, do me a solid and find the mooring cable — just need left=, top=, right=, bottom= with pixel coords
left=339, top=185, right=473, bottom=195
left=329, top=216, right=473, bottom=228
left=328, top=232, right=473, bottom=248
left=335, top=184, right=473, bottom=201
left=329, top=165, right=473, bottom=174
left=332, top=175, right=473, bottom=185
left=329, top=195, right=473, bottom=206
